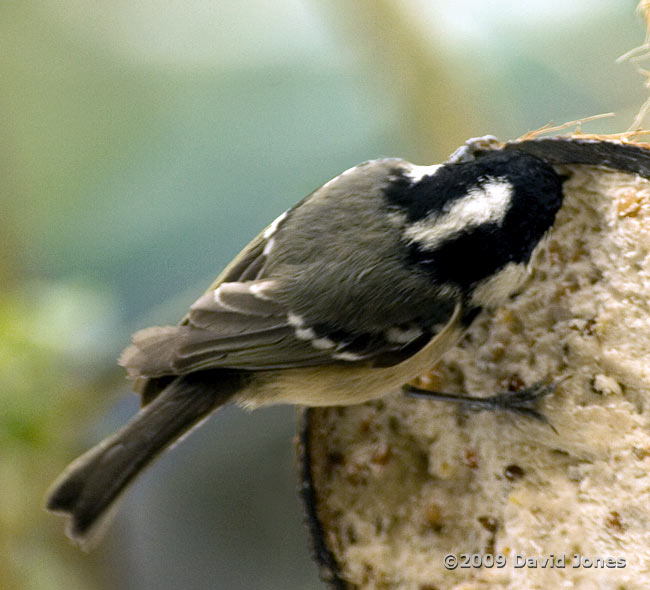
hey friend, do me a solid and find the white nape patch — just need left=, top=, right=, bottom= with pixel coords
left=263, top=211, right=287, bottom=239
left=404, top=176, right=513, bottom=251
left=249, top=280, right=275, bottom=300
left=332, top=351, right=365, bottom=361
left=386, top=326, right=423, bottom=344
left=470, top=262, right=529, bottom=307
left=405, top=163, right=442, bottom=182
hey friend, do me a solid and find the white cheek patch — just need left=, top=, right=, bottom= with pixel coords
left=404, top=177, right=513, bottom=251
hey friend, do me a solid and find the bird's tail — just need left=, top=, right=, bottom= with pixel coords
left=46, top=370, right=244, bottom=548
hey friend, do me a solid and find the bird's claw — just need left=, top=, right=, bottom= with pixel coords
left=404, top=379, right=559, bottom=431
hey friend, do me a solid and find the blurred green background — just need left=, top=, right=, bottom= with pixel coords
left=1, top=1, right=645, bottom=589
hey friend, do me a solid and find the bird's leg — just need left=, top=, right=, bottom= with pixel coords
left=403, top=380, right=558, bottom=428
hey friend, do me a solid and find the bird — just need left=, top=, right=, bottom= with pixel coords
left=46, top=143, right=565, bottom=547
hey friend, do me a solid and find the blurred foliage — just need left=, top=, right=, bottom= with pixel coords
left=1, top=1, right=647, bottom=589
left=0, top=285, right=119, bottom=590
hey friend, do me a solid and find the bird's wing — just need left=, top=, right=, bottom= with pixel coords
left=121, top=196, right=461, bottom=403
left=120, top=277, right=458, bottom=377
left=122, top=202, right=455, bottom=377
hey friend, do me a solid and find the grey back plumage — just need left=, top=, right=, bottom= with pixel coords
left=120, top=159, right=459, bottom=400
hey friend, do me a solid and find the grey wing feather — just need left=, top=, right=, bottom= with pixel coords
left=120, top=274, right=442, bottom=378
left=121, top=212, right=355, bottom=378
left=121, top=206, right=448, bottom=387
left=120, top=323, right=329, bottom=377
left=121, top=278, right=348, bottom=377
left=207, top=230, right=269, bottom=288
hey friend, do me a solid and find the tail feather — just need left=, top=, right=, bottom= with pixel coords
left=46, top=370, right=244, bottom=547
left=119, top=325, right=185, bottom=379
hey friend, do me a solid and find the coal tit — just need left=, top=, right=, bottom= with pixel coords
left=46, top=140, right=565, bottom=545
